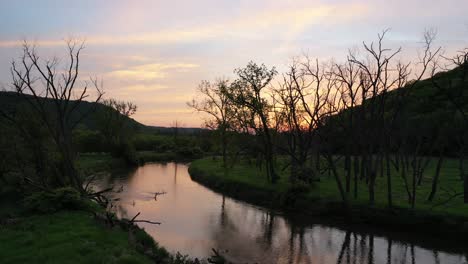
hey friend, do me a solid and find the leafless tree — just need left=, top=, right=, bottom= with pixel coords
left=9, top=40, right=103, bottom=191
left=188, top=79, right=234, bottom=167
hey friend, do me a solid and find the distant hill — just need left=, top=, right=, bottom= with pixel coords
left=324, top=64, right=468, bottom=154
left=0, top=91, right=205, bottom=135
left=392, top=65, right=468, bottom=122
left=330, top=64, right=468, bottom=126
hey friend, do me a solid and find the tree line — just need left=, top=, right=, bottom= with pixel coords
left=189, top=30, right=468, bottom=208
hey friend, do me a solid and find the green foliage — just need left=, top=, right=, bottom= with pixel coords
left=73, top=129, right=108, bottom=153
left=169, top=252, right=207, bottom=264
left=137, top=151, right=177, bottom=163
left=23, top=187, right=91, bottom=214
left=176, top=146, right=203, bottom=159
left=118, top=142, right=139, bottom=166
left=133, top=228, right=157, bottom=250
left=133, top=133, right=175, bottom=152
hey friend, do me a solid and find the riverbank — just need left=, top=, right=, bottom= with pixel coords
left=0, top=210, right=159, bottom=263
left=0, top=154, right=206, bottom=264
left=77, top=151, right=197, bottom=175
left=188, top=157, right=468, bottom=243
left=0, top=186, right=171, bottom=264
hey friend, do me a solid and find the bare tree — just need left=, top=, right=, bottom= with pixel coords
left=334, top=57, right=362, bottom=198
left=347, top=29, right=404, bottom=205
left=275, top=59, right=314, bottom=183
left=9, top=40, right=103, bottom=191
left=188, top=79, right=234, bottom=167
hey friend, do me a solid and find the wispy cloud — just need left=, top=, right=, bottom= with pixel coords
left=107, top=63, right=199, bottom=81
left=0, top=3, right=367, bottom=48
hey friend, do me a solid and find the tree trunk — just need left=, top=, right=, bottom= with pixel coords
left=221, top=129, right=227, bottom=168
left=353, top=155, right=359, bottom=199
left=386, top=153, right=393, bottom=208
left=345, top=154, right=351, bottom=193
left=326, top=154, right=348, bottom=205
left=462, top=155, right=468, bottom=203
left=427, top=155, right=443, bottom=202
left=401, top=155, right=412, bottom=203
left=360, top=154, right=367, bottom=181
left=368, top=155, right=377, bottom=205
left=411, top=157, right=417, bottom=209
left=260, top=116, right=277, bottom=184
left=368, top=168, right=376, bottom=206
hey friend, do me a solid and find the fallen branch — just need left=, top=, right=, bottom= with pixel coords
left=127, top=211, right=161, bottom=225
left=132, top=220, right=161, bottom=225
left=88, top=187, right=114, bottom=197
left=154, top=191, right=166, bottom=201
left=83, top=174, right=98, bottom=192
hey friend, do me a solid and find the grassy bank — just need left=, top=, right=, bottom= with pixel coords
left=0, top=211, right=155, bottom=264
left=0, top=186, right=169, bottom=264
left=189, top=157, right=468, bottom=242
left=0, top=154, right=205, bottom=264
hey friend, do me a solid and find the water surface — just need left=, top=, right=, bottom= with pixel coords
left=96, top=162, right=468, bottom=264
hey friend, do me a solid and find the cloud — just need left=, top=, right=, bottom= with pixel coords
left=106, top=63, right=199, bottom=81
left=0, top=3, right=367, bottom=48
left=114, top=84, right=168, bottom=94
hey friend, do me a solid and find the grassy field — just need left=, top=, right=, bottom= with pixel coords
left=0, top=211, right=153, bottom=264
left=189, top=156, right=468, bottom=223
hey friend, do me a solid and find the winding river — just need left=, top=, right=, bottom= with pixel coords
left=96, top=162, right=468, bottom=264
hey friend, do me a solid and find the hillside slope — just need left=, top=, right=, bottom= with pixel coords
left=0, top=91, right=203, bottom=134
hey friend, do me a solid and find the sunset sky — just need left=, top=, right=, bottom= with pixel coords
left=1, top=0, right=467, bottom=127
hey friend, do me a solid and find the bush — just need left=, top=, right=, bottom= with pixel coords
left=110, top=142, right=139, bottom=166
left=73, top=129, right=108, bottom=153
left=23, top=187, right=89, bottom=213
left=176, top=146, right=203, bottom=159
left=122, top=143, right=139, bottom=166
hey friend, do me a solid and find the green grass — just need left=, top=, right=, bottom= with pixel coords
left=190, top=156, right=468, bottom=217
left=0, top=211, right=152, bottom=264
left=77, top=153, right=127, bottom=174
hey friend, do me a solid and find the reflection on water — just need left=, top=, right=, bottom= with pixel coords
left=95, top=163, right=468, bottom=264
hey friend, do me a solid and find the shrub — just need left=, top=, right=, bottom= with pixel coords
left=23, top=187, right=89, bottom=213
left=176, top=146, right=203, bottom=159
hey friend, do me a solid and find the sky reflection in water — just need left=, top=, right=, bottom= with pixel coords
left=95, top=163, right=467, bottom=264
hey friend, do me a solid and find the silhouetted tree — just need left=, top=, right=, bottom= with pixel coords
left=226, top=61, right=279, bottom=183
left=9, top=40, right=103, bottom=191
left=188, top=79, right=234, bottom=167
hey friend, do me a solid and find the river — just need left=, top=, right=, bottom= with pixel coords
left=95, top=162, right=468, bottom=264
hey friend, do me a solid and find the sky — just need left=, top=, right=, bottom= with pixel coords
left=0, top=0, right=467, bottom=127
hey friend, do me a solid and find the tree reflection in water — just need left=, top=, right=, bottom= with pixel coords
left=94, top=163, right=468, bottom=264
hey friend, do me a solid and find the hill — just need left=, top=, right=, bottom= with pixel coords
left=324, top=64, right=468, bottom=155
left=0, top=91, right=204, bottom=135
